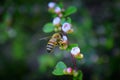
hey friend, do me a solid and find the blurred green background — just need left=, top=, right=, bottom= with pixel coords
left=0, top=0, right=120, bottom=80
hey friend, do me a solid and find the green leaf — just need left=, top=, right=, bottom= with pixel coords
left=52, top=14, right=58, bottom=18
left=61, top=18, right=66, bottom=24
left=58, top=2, right=64, bottom=8
left=60, top=17, right=72, bottom=25
left=64, top=6, right=77, bottom=17
left=67, top=44, right=78, bottom=51
left=73, top=70, right=83, bottom=80
left=67, top=17, right=72, bottom=23
left=43, top=23, right=54, bottom=33
left=52, top=61, right=67, bottom=75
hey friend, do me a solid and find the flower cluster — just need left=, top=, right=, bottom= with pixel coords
left=48, top=2, right=63, bottom=17
left=48, top=2, right=73, bottom=33
left=47, top=1, right=84, bottom=60
left=45, top=2, right=84, bottom=77
left=47, top=1, right=83, bottom=61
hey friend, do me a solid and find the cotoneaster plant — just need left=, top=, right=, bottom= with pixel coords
left=42, top=1, right=83, bottom=80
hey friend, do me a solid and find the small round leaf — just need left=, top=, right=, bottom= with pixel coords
left=43, top=23, right=54, bottom=33
left=64, top=6, right=77, bottom=17
left=52, top=61, right=67, bottom=75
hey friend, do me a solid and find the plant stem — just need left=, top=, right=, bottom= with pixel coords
left=70, top=53, right=77, bottom=70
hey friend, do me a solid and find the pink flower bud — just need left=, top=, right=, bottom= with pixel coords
left=53, top=17, right=61, bottom=26
left=67, top=67, right=73, bottom=74
left=48, top=2, right=56, bottom=9
left=58, top=13, right=63, bottom=17
left=71, top=47, right=80, bottom=56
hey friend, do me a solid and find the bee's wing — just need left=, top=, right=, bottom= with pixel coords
left=39, top=36, right=51, bottom=41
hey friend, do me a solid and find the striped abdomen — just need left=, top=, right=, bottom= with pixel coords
left=46, top=39, right=57, bottom=53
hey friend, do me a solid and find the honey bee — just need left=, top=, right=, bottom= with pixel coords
left=40, top=32, right=68, bottom=53
left=46, top=33, right=62, bottom=53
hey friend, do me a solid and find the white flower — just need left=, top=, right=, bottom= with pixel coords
left=54, top=6, right=61, bottom=13
left=71, top=47, right=80, bottom=56
left=53, top=17, right=61, bottom=25
left=48, top=2, right=56, bottom=8
left=62, top=35, right=68, bottom=41
left=62, top=22, right=72, bottom=33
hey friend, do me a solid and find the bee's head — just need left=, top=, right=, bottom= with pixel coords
left=52, top=33, right=61, bottom=39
